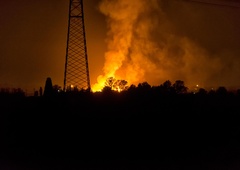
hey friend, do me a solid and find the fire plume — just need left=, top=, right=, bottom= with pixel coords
left=91, top=0, right=235, bottom=92
left=91, top=0, right=158, bottom=92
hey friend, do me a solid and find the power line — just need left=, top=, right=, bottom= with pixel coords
left=178, top=0, right=240, bottom=8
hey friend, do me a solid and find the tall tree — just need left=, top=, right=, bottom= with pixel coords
left=43, top=77, right=53, bottom=97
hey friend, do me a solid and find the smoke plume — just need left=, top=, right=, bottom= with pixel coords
left=92, top=0, right=240, bottom=91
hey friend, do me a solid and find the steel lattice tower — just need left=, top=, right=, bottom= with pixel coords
left=64, top=0, right=90, bottom=91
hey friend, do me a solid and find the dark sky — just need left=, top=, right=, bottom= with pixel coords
left=0, top=0, right=240, bottom=94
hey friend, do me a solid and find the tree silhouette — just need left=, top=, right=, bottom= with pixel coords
left=102, top=86, right=113, bottom=94
left=137, top=82, right=151, bottom=91
left=216, top=86, right=228, bottom=96
left=104, top=77, right=128, bottom=92
left=158, top=80, right=174, bottom=95
left=43, top=77, right=53, bottom=97
left=113, top=79, right=128, bottom=92
left=104, top=77, right=116, bottom=89
left=163, top=80, right=172, bottom=89
left=173, top=80, right=188, bottom=94
left=196, top=88, right=207, bottom=96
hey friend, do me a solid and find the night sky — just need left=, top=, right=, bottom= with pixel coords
left=0, top=0, right=240, bottom=94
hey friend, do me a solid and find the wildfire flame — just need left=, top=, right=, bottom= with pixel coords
left=91, top=0, right=229, bottom=92
left=91, top=0, right=156, bottom=92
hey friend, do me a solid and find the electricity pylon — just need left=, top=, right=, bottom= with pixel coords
left=64, top=0, right=90, bottom=91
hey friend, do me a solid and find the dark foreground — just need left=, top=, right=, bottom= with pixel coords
left=1, top=92, right=240, bottom=169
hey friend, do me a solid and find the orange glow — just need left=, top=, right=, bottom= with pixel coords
left=91, top=51, right=145, bottom=92
left=91, top=0, right=240, bottom=93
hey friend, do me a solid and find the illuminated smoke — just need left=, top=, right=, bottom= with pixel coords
left=92, top=0, right=239, bottom=92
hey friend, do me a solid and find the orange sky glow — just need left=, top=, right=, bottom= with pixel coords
left=0, top=0, right=240, bottom=94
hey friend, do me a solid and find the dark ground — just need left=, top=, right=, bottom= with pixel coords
left=1, top=92, right=240, bottom=169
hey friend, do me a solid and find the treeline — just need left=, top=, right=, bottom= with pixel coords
left=1, top=78, right=240, bottom=98
left=1, top=78, right=240, bottom=166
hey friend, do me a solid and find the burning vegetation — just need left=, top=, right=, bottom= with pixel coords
left=92, top=0, right=240, bottom=92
